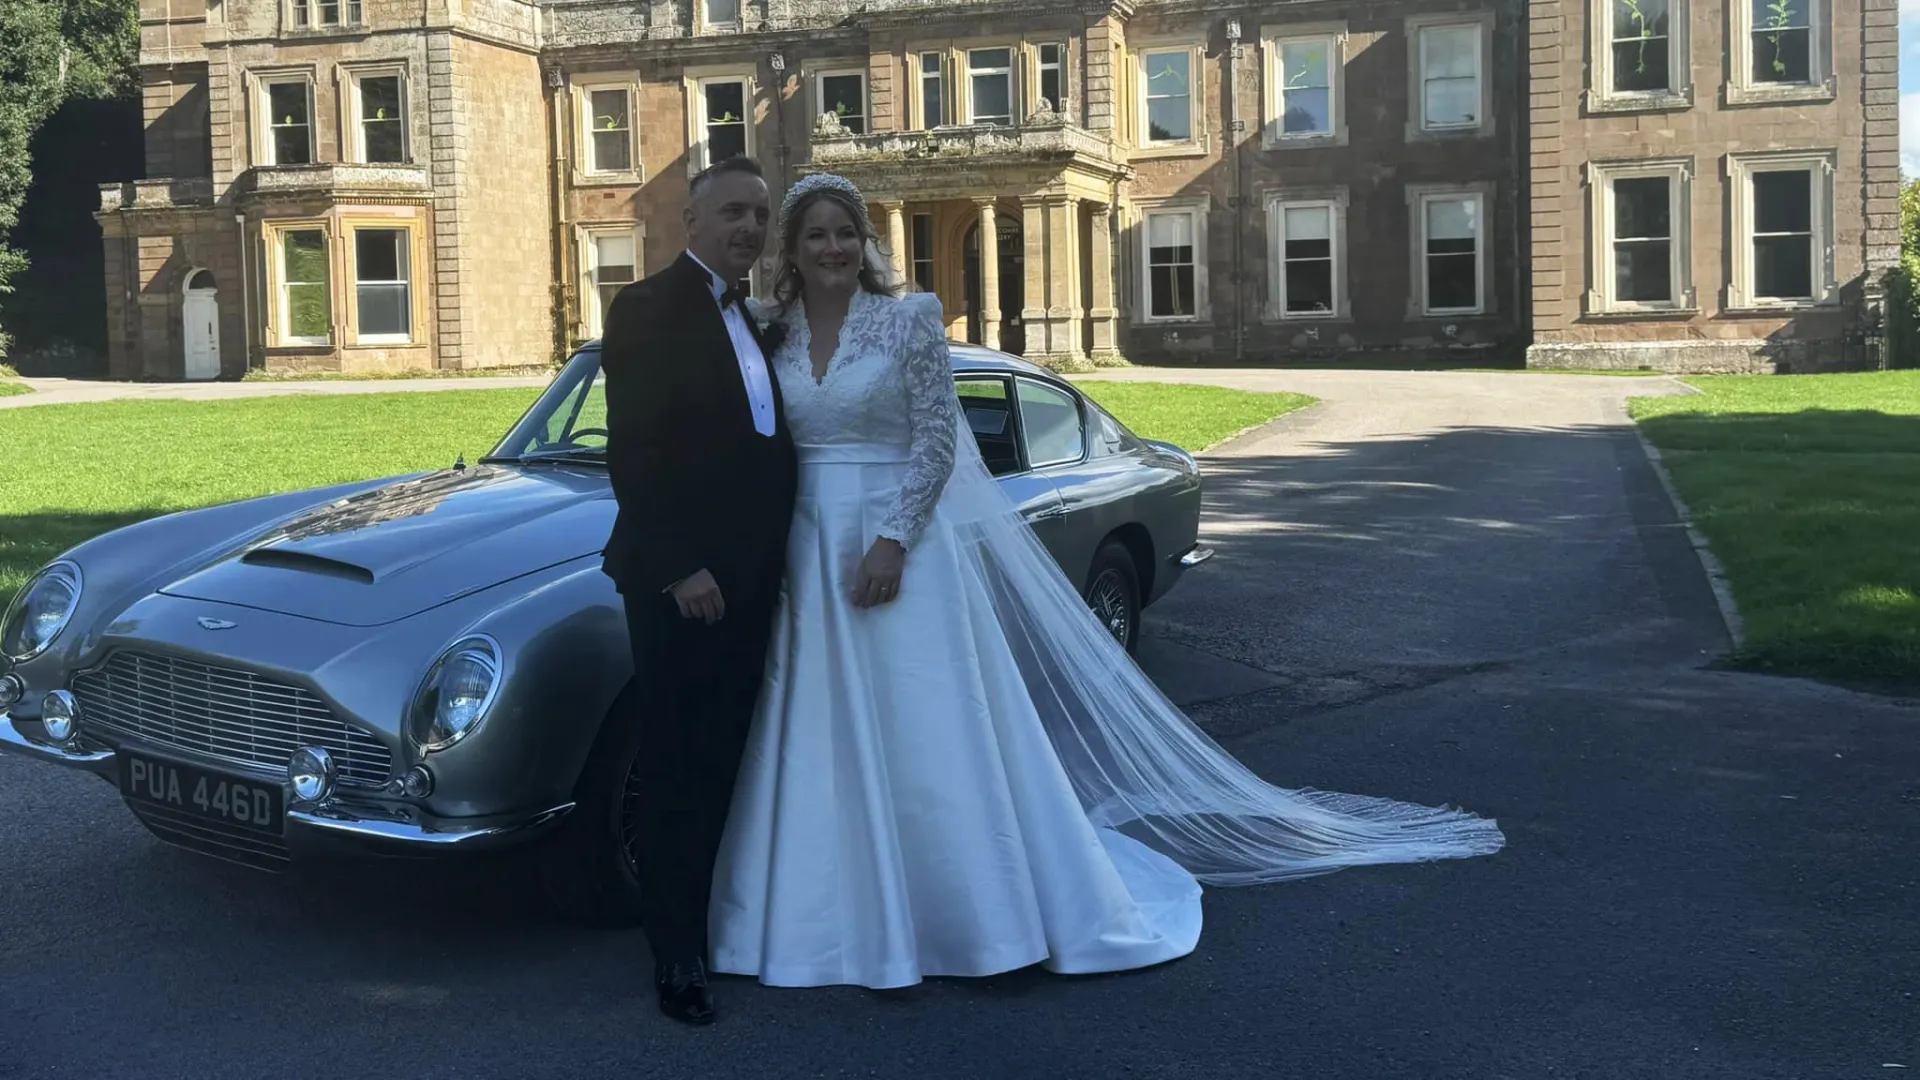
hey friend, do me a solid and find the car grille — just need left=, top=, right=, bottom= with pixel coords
left=71, top=651, right=393, bottom=787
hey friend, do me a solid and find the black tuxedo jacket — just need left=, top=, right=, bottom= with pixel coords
left=599, top=252, right=798, bottom=599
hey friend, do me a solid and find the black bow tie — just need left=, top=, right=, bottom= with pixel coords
left=719, top=286, right=748, bottom=309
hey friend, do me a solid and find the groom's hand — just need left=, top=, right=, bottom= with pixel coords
left=853, top=539, right=906, bottom=609
left=670, top=569, right=725, bottom=624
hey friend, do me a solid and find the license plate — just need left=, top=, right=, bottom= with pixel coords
left=119, top=752, right=285, bottom=834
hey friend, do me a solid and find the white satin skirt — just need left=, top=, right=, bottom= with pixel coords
left=708, top=446, right=1204, bottom=989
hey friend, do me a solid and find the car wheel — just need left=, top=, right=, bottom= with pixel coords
left=537, top=686, right=649, bottom=928
left=1085, top=540, right=1142, bottom=654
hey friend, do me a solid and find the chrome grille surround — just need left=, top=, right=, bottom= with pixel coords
left=70, top=651, right=394, bottom=787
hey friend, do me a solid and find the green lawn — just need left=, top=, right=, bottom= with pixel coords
left=0, top=381, right=1309, bottom=606
left=1629, top=370, right=1920, bottom=688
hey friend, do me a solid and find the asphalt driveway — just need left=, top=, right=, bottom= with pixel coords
left=2, top=369, right=1914, bottom=1079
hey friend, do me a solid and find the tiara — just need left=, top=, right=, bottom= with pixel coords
left=779, top=172, right=869, bottom=235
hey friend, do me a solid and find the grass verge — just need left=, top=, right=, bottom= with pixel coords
left=1629, top=370, right=1920, bottom=689
left=0, top=380, right=1308, bottom=606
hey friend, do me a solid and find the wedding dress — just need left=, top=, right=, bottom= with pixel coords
left=708, top=288, right=1503, bottom=990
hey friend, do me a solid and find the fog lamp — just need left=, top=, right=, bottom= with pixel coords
left=40, top=690, right=76, bottom=743
left=0, top=673, right=23, bottom=710
left=289, top=745, right=336, bottom=804
left=400, top=765, right=434, bottom=798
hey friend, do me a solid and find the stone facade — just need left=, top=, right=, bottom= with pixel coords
left=97, top=0, right=1888, bottom=377
left=1525, top=0, right=1898, bottom=372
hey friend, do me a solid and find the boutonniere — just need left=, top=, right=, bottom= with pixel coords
left=744, top=297, right=789, bottom=353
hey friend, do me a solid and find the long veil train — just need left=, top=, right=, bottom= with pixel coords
left=923, top=304, right=1506, bottom=886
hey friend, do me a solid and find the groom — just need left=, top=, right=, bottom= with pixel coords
left=599, top=156, right=797, bottom=1025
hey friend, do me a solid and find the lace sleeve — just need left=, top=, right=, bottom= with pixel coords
left=877, top=295, right=960, bottom=550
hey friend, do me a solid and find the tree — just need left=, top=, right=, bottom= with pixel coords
left=0, top=0, right=138, bottom=358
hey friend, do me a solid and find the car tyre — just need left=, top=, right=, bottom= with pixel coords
left=1085, top=540, right=1142, bottom=655
left=538, top=685, right=650, bottom=928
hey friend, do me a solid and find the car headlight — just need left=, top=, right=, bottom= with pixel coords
left=1, top=561, right=83, bottom=663
left=409, top=635, right=502, bottom=753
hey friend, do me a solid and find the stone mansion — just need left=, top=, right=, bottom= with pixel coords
left=98, top=0, right=1899, bottom=378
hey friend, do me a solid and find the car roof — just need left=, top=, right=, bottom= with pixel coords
left=570, top=338, right=1063, bottom=383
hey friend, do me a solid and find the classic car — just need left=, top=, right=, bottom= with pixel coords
left=0, top=340, right=1214, bottom=924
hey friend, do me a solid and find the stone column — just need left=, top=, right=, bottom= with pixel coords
left=974, top=197, right=1000, bottom=350
left=1046, top=195, right=1083, bottom=364
left=1021, top=196, right=1048, bottom=358
left=1086, top=201, right=1122, bottom=364
left=883, top=202, right=908, bottom=285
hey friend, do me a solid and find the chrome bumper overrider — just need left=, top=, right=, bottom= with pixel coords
left=1, top=710, right=573, bottom=857
left=1176, top=545, right=1216, bottom=568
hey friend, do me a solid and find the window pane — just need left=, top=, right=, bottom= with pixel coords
left=1753, top=170, right=1811, bottom=233
left=282, top=230, right=330, bottom=340
left=1283, top=205, right=1331, bottom=244
left=1424, top=77, right=1477, bottom=127
left=1754, top=236, right=1813, bottom=298
left=589, top=89, right=631, bottom=172
left=971, top=74, right=1010, bottom=124
left=1613, top=176, right=1671, bottom=240
left=1279, top=40, right=1331, bottom=135
left=821, top=74, right=864, bottom=133
left=1018, top=380, right=1084, bottom=467
left=1752, top=0, right=1810, bottom=82
left=268, top=82, right=311, bottom=165
left=1148, top=212, right=1193, bottom=252
left=1612, top=38, right=1671, bottom=92
left=360, top=76, right=405, bottom=162
left=1424, top=198, right=1478, bottom=311
left=594, top=233, right=636, bottom=277
left=1615, top=240, right=1672, bottom=303
left=355, top=230, right=409, bottom=338
left=1145, top=52, right=1191, bottom=141
left=1613, top=0, right=1669, bottom=39
left=1149, top=266, right=1195, bottom=317
left=705, top=0, right=739, bottom=23
left=1423, top=26, right=1477, bottom=77
left=705, top=82, right=747, bottom=161
left=1284, top=260, right=1334, bottom=313
left=921, top=54, right=944, bottom=127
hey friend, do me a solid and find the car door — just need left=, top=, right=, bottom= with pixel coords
left=1009, top=376, right=1092, bottom=576
left=956, top=373, right=1068, bottom=554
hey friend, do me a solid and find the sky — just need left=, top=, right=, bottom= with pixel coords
left=1904, top=0, right=1919, bottom=175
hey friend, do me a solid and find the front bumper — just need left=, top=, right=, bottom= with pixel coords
left=1, top=710, right=572, bottom=863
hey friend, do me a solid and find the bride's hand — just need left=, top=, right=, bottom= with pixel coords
left=852, top=538, right=906, bottom=608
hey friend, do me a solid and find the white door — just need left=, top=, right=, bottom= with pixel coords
left=182, top=271, right=220, bottom=381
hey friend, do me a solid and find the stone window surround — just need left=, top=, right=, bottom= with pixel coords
left=1406, top=182, right=1496, bottom=318
left=345, top=217, right=421, bottom=347
left=571, top=72, right=642, bottom=185
left=1585, top=0, right=1694, bottom=114
left=577, top=220, right=645, bottom=339
left=1404, top=11, right=1497, bottom=142
left=1724, top=148, right=1838, bottom=311
left=910, top=49, right=946, bottom=129
left=1262, top=186, right=1350, bottom=322
left=807, top=64, right=869, bottom=133
left=339, top=62, right=410, bottom=165
left=1583, top=156, right=1696, bottom=316
left=1132, top=40, right=1208, bottom=158
left=1726, top=0, right=1834, bottom=106
left=262, top=218, right=333, bottom=348
left=960, top=41, right=1019, bottom=126
left=246, top=66, right=319, bottom=169
left=683, top=64, right=758, bottom=175
left=1130, top=195, right=1211, bottom=325
left=283, top=0, right=364, bottom=36
left=1260, top=22, right=1349, bottom=150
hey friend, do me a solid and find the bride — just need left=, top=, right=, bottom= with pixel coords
left=707, top=172, right=1504, bottom=993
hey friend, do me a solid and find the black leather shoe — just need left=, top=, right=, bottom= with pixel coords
left=655, top=958, right=716, bottom=1025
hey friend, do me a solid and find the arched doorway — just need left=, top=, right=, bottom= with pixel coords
left=962, top=213, right=1024, bottom=356
left=181, top=269, right=220, bottom=381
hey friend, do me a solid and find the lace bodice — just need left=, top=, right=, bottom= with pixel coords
left=762, top=290, right=959, bottom=549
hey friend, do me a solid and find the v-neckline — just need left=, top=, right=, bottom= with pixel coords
left=800, top=292, right=858, bottom=388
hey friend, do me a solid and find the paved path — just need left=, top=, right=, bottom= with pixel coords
left=3, top=368, right=1916, bottom=1080
left=0, top=373, right=551, bottom=409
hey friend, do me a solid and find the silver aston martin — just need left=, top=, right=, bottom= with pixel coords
left=0, top=341, right=1213, bottom=922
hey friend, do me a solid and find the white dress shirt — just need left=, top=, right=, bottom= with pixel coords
left=686, top=251, right=777, bottom=438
